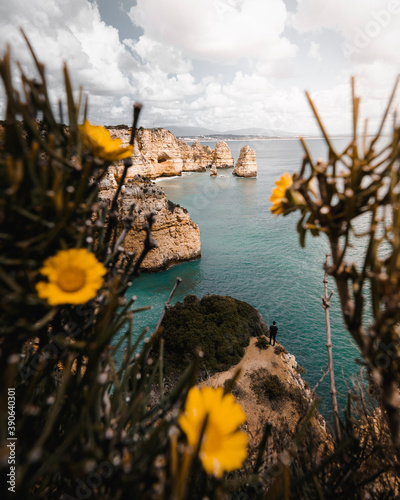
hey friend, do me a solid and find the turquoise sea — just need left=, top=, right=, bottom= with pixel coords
left=122, top=137, right=364, bottom=419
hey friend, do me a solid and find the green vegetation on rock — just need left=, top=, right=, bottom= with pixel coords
left=154, top=294, right=268, bottom=377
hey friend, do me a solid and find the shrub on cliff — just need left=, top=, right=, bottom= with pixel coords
left=153, top=294, right=267, bottom=377
left=255, top=335, right=270, bottom=350
left=248, top=368, right=286, bottom=404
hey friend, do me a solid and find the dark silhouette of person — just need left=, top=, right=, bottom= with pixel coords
left=269, top=321, right=278, bottom=346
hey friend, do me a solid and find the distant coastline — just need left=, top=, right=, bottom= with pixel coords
left=181, top=134, right=364, bottom=142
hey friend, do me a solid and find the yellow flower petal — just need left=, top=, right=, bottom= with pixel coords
left=200, top=431, right=248, bottom=477
left=79, top=120, right=133, bottom=162
left=36, top=249, right=106, bottom=306
left=179, top=386, right=248, bottom=477
left=270, top=172, right=293, bottom=216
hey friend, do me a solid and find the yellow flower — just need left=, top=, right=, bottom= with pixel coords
left=270, top=172, right=293, bottom=215
left=36, top=249, right=106, bottom=306
left=179, top=386, right=248, bottom=478
left=79, top=120, right=133, bottom=162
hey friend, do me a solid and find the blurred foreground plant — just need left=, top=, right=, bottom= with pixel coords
left=0, top=35, right=250, bottom=500
left=270, top=77, right=400, bottom=452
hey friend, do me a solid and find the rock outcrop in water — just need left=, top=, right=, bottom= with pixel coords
left=99, top=174, right=201, bottom=271
left=100, top=127, right=259, bottom=270
left=211, top=141, right=235, bottom=169
left=233, top=145, right=257, bottom=177
left=178, top=139, right=213, bottom=171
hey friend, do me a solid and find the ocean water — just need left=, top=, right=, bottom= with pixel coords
left=121, top=137, right=365, bottom=418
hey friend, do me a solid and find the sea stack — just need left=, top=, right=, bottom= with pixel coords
left=210, top=164, right=217, bottom=176
left=233, top=145, right=257, bottom=177
left=211, top=141, right=234, bottom=169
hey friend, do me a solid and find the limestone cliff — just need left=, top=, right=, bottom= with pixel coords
left=191, top=141, right=213, bottom=168
left=99, top=174, right=201, bottom=271
left=107, top=127, right=234, bottom=178
left=211, top=141, right=235, bottom=169
left=233, top=145, right=257, bottom=177
left=109, top=127, right=183, bottom=179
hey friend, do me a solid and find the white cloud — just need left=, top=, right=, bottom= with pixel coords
left=134, top=67, right=202, bottom=103
left=129, top=0, right=298, bottom=63
left=291, top=0, right=400, bottom=64
left=308, top=41, right=321, bottom=62
left=0, top=0, right=219, bottom=127
left=0, top=0, right=140, bottom=124
left=124, top=36, right=193, bottom=74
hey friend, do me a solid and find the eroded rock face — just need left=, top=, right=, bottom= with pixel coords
left=207, top=337, right=328, bottom=450
left=178, top=140, right=213, bottom=172
left=109, top=127, right=183, bottom=179
left=107, top=127, right=233, bottom=178
left=191, top=141, right=213, bottom=169
left=99, top=174, right=201, bottom=271
left=233, top=145, right=257, bottom=177
left=211, top=141, right=234, bottom=169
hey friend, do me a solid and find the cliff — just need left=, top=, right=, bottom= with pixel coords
left=107, top=127, right=235, bottom=178
left=207, top=337, right=324, bottom=443
left=99, top=174, right=201, bottom=271
left=233, top=144, right=257, bottom=177
left=110, top=127, right=183, bottom=179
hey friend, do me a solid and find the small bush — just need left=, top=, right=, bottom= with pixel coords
left=248, top=368, right=286, bottom=404
left=255, top=336, right=270, bottom=350
left=223, top=378, right=244, bottom=399
left=248, top=368, right=310, bottom=416
left=274, top=344, right=288, bottom=356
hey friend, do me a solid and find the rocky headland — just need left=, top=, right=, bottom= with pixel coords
left=99, top=174, right=201, bottom=271
left=152, top=294, right=328, bottom=449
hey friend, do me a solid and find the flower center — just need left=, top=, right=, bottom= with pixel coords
left=57, top=266, right=86, bottom=293
left=202, top=420, right=223, bottom=454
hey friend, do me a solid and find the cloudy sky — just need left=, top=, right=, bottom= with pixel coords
left=0, top=0, right=399, bottom=134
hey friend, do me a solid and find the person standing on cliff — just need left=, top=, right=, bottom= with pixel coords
left=269, top=321, right=278, bottom=346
